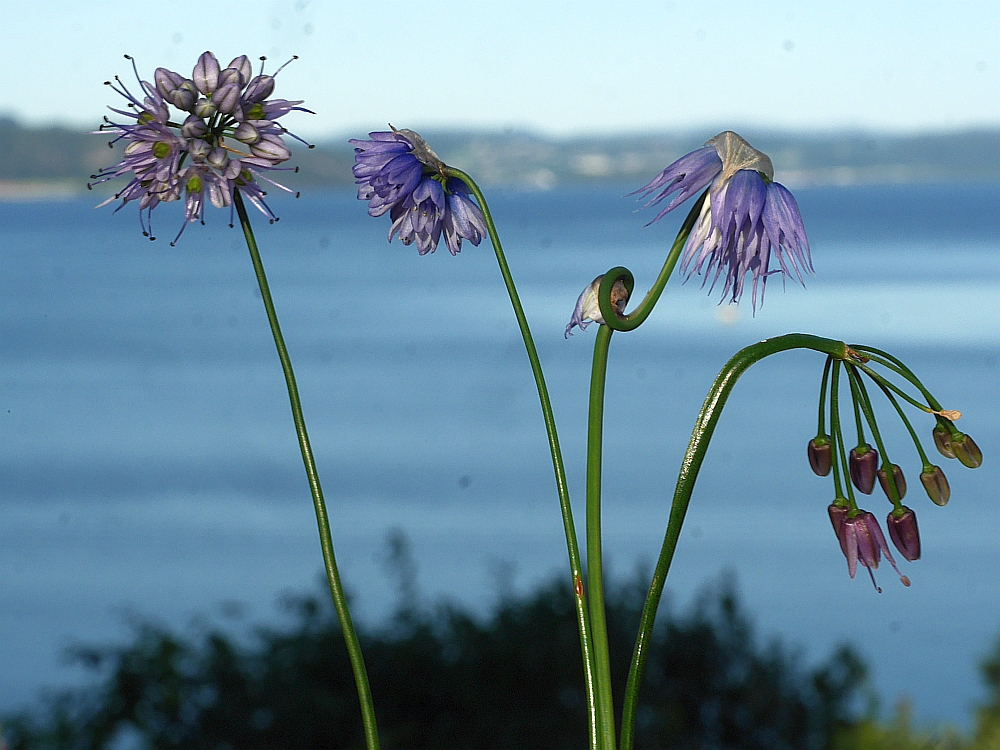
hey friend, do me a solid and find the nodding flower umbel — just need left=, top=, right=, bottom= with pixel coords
left=351, top=128, right=486, bottom=256
left=90, top=52, right=312, bottom=244
left=631, top=131, right=812, bottom=309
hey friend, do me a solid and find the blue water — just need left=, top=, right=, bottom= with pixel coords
left=2, top=182, right=999, bottom=726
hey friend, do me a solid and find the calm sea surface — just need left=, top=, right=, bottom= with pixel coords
left=2, top=182, right=999, bottom=725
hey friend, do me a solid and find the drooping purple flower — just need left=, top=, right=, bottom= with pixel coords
left=631, top=131, right=812, bottom=309
left=90, top=53, right=312, bottom=244
left=351, top=128, right=487, bottom=256
left=841, top=510, right=910, bottom=591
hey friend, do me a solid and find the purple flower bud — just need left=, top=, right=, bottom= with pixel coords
left=877, top=463, right=907, bottom=501
left=250, top=134, right=291, bottom=163
left=243, top=74, right=275, bottom=104
left=207, top=148, right=229, bottom=170
left=217, top=67, right=242, bottom=90
left=919, top=466, right=951, bottom=506
left=828, top=503, right=849, bottom=556
left=193, top=51, right=221, bottom=95
left=181, top=115, right=208, bottom=139
left=188, top=139, right=211, bottom=161
left=932, top=424, right=955, bottom=459
left=227, top=56, right=252, bottom=87
left=886, top=507, right=921, bottom=561
left=808, top=436, right=832, bottom=476
left=233, top=121, right=260, bottom=144
left=849, top=444, right=879, bottom=495
left=167, top=82, right=197, bottom=112
left=212, top=83, right=241, bottom=114
left=951, top=433, right=982, bottom=469
left=194, top=97, right=217, bottom=119
left=154, top=67, right=185, bottom=98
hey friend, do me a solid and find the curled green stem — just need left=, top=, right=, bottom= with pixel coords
left=443, top=167, right=599, bottom=749
left=618, top=334, right=850, bottom=750
left=234, top=191, right=380, bottom=750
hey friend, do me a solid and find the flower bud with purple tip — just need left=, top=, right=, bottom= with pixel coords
left=886, top=506, right=921, bottom=561
left=808, top=436, right=832, bottom=476
left=951, top=433, right=983, bottom=469
left=919, top=466, right=950, bottom=506
left=849, top=444, right=879, bottom=494
left=877, top=463, right=907, bottom=501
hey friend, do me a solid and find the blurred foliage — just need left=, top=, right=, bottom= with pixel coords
left=3, top=532, right=867, bottom=750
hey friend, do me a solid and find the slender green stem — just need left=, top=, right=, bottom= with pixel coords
left=855, top=363, right=935, bottom=413
left=586, top=324, right=617, bottom=750
left=234, top=192, right=380, bottom=750
left=831, top=362, right=859, bottom=511
left=600, top=192, right=707, bottom=332
left=444, top=167, right=599, bottom=749
left=851, top=345, right=944, bottom=410
left=817, top=356, right=833, bottom=436
left=618, top=334, right=849, bottom=750
left=829, top=361, right=848, bottom=502
left=865, top=373, right=934, bottom=470
left=849, top=372, right=868, bottom=447
left=846, top=366, right=902, bottom=505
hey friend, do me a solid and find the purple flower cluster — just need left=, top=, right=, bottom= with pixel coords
left=351, top=129, right=486, bottom=256
left=633, top=131, right=812, bottom=309
left=90, top=52, right=311, bottom=244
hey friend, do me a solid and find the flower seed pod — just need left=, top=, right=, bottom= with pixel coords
left=919, top=466, right=951, bottom=506
left=886, top=506, right=921, bottom=561
left=808, top=436, right=832, bottom=476
left=932, top=423, right=955, bottom=459
left=849, top=444, right=879, bottom=494
left=877, top=463, right=907, bottom=501
left=951, top=433, right=983, bottom=469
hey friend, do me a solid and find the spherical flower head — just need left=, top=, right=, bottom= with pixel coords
left=565, top=275, right=631, bottom=338
left=351, top=128, right=486, bottom=256
left=90, top=53, right=312, bottom=244
left=841, top=510, right=910, bottom=591
left=631, top=131, right=812, bottom=309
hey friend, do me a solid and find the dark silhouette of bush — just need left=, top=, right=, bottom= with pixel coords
left=3, top=534, right=867, bottom=750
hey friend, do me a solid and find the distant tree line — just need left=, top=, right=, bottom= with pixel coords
left=2, top=116, right=1000, bottom=191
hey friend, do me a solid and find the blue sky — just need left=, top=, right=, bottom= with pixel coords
left=1, top=0, right=997, bottom=140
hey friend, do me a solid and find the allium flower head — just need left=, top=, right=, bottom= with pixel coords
left=90, top=53, right=312, bottom=244
left=351, top=128, right=487, bottom=256
left=632, top=131, right=812, bottom=309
